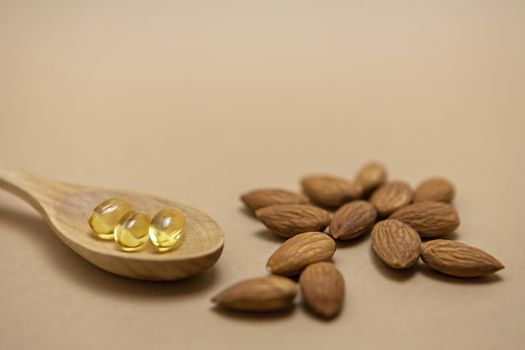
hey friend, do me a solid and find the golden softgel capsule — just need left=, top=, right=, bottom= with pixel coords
left=149, top=207, right=187, bottom=252
left=114, top=211, right=151, bottom=252
left=88, top=198, right=135, bottom=239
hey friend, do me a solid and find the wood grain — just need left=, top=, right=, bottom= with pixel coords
left=0, top=164, right=224, bottom=281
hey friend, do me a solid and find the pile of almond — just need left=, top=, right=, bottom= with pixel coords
left=211, top=162, right=504, bottom=319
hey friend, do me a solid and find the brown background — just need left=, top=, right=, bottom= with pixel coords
left=1, top=1, right=524, bottom=349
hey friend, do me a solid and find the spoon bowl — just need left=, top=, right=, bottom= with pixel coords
left=0, top=166, right=224, bottom=281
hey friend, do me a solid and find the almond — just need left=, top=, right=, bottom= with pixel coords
left=371, top=219, right=421, bottom=269
left=329, top=200, right=377, bottom=240
left=390, top=201, right=460, bottom=238
left=299, top=262, right=345, bottom=319
left=255, top=204, right=331, bottom=238
left=240, top=188, right=308, bottom=212
left=354, top=162, right=387, bottom=196
left=267, top=232, right=336, bottom=276
left=414, top=177, right=455, bottom=203
left=421, top=240, right=504, bottom=277
left=301, top=175, right=360, bottom=208
left=212, top=276, right=298, bottom=312
left=369, top=181, right=413, bottom=217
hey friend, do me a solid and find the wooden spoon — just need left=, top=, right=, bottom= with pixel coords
left=0, top=165, right=224, bottom=281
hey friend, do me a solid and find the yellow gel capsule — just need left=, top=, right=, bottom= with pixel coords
left=149, top=207, right=187, bottom=252
left=114, top=211, right=151, bottom=252
left=88, top=198, right=135, bottom=240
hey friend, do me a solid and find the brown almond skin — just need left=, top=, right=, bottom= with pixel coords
left=329, top=200, right=377, bottom=240
left=421, top=240, right=504, bottom=277
left=267, top=232, right=336, bottom=276
left=390, top=201, right=460, bottom=238
left=240, top=188, right=308, bottom=212
left=301, top=175, right=361, bottom=208
left=369, top=181, right=413, bottom=217
left=354, top=162, right=387, bottom=196
left=300, top=262, right=345, bottom=319
left=414, top=177, right=455, bottom=203
left=255, top=204, right=331, bottom=238
left=372, top=219, right=421, bottom=269
left=211, top=276, right=298, bottom=312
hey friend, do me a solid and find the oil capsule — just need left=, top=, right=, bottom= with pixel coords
left=149, top=207, right=187, bottom=252
left=88, top=198, right=135, bottom=240
left=114, top=211, right=151, bottom=252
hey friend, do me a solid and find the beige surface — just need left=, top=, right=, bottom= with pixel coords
left=1, top=1, right=524, bottom=349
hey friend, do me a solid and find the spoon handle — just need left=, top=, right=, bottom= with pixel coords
left=0, top=163, right=72, bottom=216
